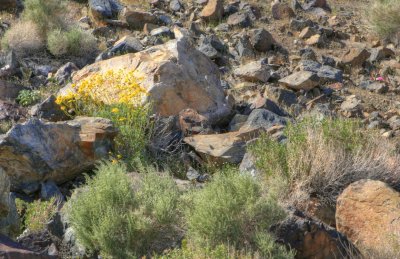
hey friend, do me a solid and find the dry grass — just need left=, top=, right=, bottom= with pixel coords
left=250, top=118, right=400, bottom=208
left=367, top=0, right=400, bottom=42
left=1, top=20, right=44, bottom=57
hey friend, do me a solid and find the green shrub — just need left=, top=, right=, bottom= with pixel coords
left=16, top=90, right=41, bottom=106
left=66, top=161, right=180, bottom=258
left=16, top=198, right=57, bottom=233
left=184, top=168, right=291, bottom=258
left=249, top=117, right=400, bottom=207
left=47, top=27, right=97, bottom=57
left=23, top=0, right=67, bottom=35
left=368, top=0, right=400, bottom=38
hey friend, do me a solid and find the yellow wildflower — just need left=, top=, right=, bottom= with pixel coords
left=111, top=108, right=120, bottom=113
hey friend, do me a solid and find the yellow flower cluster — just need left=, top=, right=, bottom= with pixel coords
left=56, top=69, right=146, bottom=111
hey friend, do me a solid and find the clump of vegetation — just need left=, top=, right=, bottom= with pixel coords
left=368, top=0, right=400, bottom=38
left=1, top=21, right=44, bottom=56
left=16, top=90, right=41, bottom=107
left=66, top=161, right=180, bottom=258
left=184, top=169, right=293, bottom=258
left=0, top=121, right=13, bottom=134
left=23, top=0, right=67, bottom=35
left=47, top=27, right=97, bottom=57
left=249, top=117, right=400, bottom=208
left=56, top=70, right=152, bottom=167
left=15, top=198, right=57, bottom=233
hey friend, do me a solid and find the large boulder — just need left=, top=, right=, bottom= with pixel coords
left=336, top=180, right=400, bottom=253
left=0, top=117, right=118, bottom=192
left=71, top=38, right=231, bottom=124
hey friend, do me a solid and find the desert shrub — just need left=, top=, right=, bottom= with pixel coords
left=23, top=0, right=67, bottom=35
left=184, top=169, right=292, bottom=258
left=16, top=90, right=41, bottom=106
left=56, top=70, right=152, bottom=168
left=249, top=117, right=400, bottom=208
left=0, top=120, right=12, bottom=134
left=16, top=198, right=57, bottom=233
left=66, top=161, right=180, bottom=258
left=1, top=21, right=44, bottom=56
left=47, top=27, right=97, bottom=57
left=368, top=0, right=400, bottom=38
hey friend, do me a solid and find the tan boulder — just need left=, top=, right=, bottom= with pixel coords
left=336, top=180, right=400, bottom=252
left=200, top=0, right=224, bottom=21
left=71, top=38, right=230, bottom=124
left=279, top=71, right=320, bottom=91
left=119, top=7, right=158, bottom=30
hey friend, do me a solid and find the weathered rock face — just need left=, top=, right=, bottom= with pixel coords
left=336, top=180, right=400, bottom=253
left=72, top=38, right=231, bottom=124
left=0, top=80, right=25, bottom=100
left=0, top=117, right=118, bottom=192
left=272, top=212, right=356, bottom=259
left=200, top=0, right=224, bottom=21
left=0, top=234, right=53, bottom=259
left=184, top=128, right=262, bottom=164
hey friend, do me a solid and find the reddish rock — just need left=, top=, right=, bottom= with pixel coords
left=200, top=0, right=224, bottom=21
left=336, top=180, right=400, bottom=253
left=179, top=108, right=211, bottom=135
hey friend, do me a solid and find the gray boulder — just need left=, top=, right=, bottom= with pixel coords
left=0, top=117, right=118, bottom=192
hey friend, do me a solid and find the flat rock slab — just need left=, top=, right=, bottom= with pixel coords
left=279, top=71, right=320, bottom=91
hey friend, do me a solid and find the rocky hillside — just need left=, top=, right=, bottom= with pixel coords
left=0, top=0, right=399, bottom=258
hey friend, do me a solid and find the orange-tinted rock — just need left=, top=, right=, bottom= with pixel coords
left=341, top=48, right=371, bottom=67
left=200, top=0, right=224, bottom=21
left=336, top=180, right=400, bottom=253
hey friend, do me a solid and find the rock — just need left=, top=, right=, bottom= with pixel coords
left=0, top=51, right=18, bottom=78
left=0, top=234, right=52, bottom=259
left=54, top=62, right=79, bottom=85
left=272, top=212, right=355, bottom=259
left=239, top=152, right=258, bottom=177
left=368, top=46, right=395, bottom=63
left=264, top=86, right=297, bottom=107
left=0, top=80, right=25, bottom=100
left=0, top=192, right=19, bottom=237
left=119, top=8, right=158, bottom=30
left=303, top=0, right=329, bottom=10
left=299, top=27, right=317, bottom=39
left=0, top=100, right=25, bottom=124
left=0, top=117, right=118, bottom=192
left=228, top=114, right=248, bottom=131
left=233, top=60, right=271, bottom=83
left=248, top=28, right=275, bottom=52
left=31, top=95, right=69, bottom=122
left=96, top=36, right=144, bottom=62
left=184, top=127, right=262, bottom=164
left=341, top=48, right=371, bottom=67
left=290, top=19, right=315, bottom=31
left=227, top=12, right=251, bottom=28
left=305, top=34, right=323, bottom=46
left=150, top=26, right=173, bottom=38
left=365, top=81, right=389, bottom=94
left=71, top=39, right=230, bottom=124
left=0, top=169, right=10, bottom=219
left=388, top=115, right=400, bottom=130
left=300, top=48, right=317, bottom=61
left=279, top=71, right=320, bottom=91
left=271, top=2, right=295, bottom=20
left=240, top=109, right=287, bottom=132
left=40, top=180, right=64, bottom=202
left=89, top=0, right=122, bottom=22
left=179, top=108, right=211, bottom=135
left=169, top=0, right=181, bottom=12
left=318, top=66, right=343, bottom=83
left=0, top=0, right=16, bottom=10
left=235, top=37, right=255, bottom=59
left=248, top=97, right=287, bottom=117
left=340, top=95, right=362, bottom=117
left=17, top=230, right=56, bottom=256
left=200, top=0, right=224, bottom=21
left=336, top=180, right=400, bottom=253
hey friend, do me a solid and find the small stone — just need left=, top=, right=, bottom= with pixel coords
left=271, top=2, right=295, bottom=20
left=341, top=48, right=371, bottom=67
left=200, top=0, right=224, bottom=21
left=227, top=12, right=251, bottom=28
left=233, top=60, right=271, bottom=83
left=248, top=28, right=275, bottom=52
left=279, top=71, right=320, bottom=91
